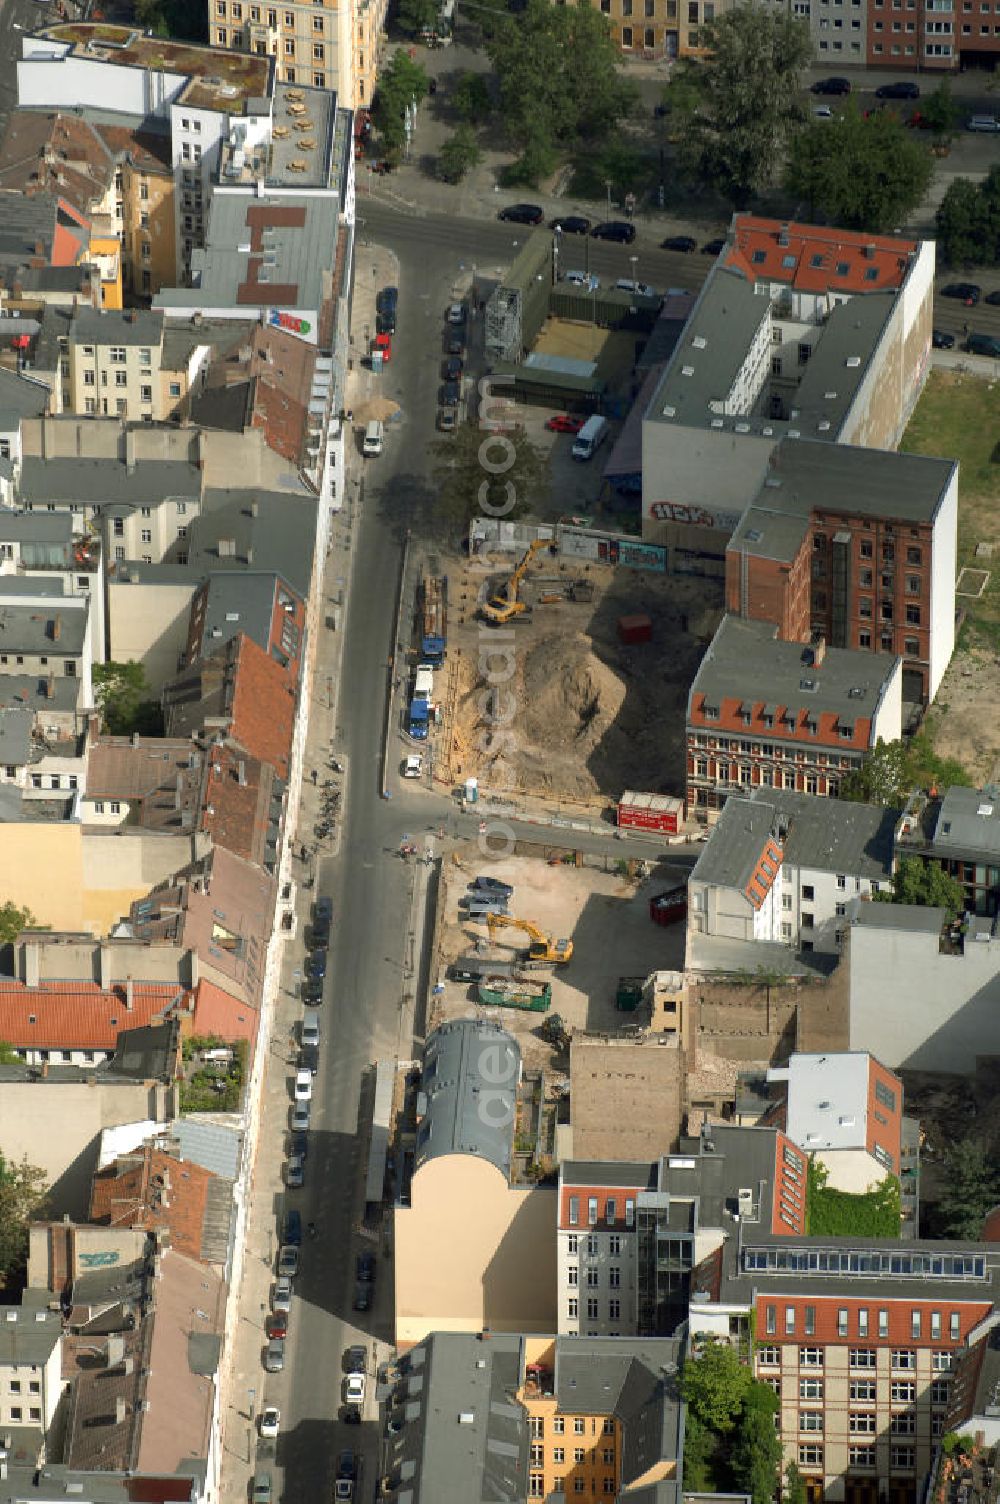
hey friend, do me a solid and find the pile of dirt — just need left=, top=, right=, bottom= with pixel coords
left=352, top=397, right=400, bottom=424
left=520, top=633, right=626, bottom=756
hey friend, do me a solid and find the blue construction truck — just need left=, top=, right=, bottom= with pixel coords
left=420, top=574, right=447, bottom=666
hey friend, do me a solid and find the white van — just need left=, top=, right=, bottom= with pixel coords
left=413, top=666, right=435, bottom=699
left=362, top=420, right=384, bottom=457
left=572, top=414, right=609, bottom=462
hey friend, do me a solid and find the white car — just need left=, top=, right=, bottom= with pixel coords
left=563, top=270, right=599, bottom=291
left=346, top=1372, right=366, bottom=1406
left=335, top=1484, right=354, bottom=1503
left=813, top=104, right=833, bottom=118
left=403, top=754, right=423, bottom=779
left=447, top=302, right=466, bottom=324
left=294, top=1068, right=313, bottom=1101
left=259, top=1407, right=280, bottom=1439
left=272, top=1276, right=293, bottom=1313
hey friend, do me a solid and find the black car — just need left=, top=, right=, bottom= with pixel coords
left=343, top=1405, right=362, bottom=1425
left=941, top=282, right=982, bottom=306
left=932, top=329, right=956, bottom=350
left=305, top=948, right=327, bottom=979
left=375, top=309, right=395, bottom=336
left=811, top=76, right=852, bottom=95
left=376, top=285, right=397, bottom=314
left=299, top=1044, right=319, bottom=1076
left=551, top=215, right=590, bottom=235
left=440, top=380, right=461, bottom=407
left=498, top=203, right=544, bottom=224
left=471, top=874, right=514, bottom=897
left=445, top=336, right=466, bottom=357
left=591, top=220, right=636, bottom=243
left=291, top=1132, right=309, bottom=1161
left=876, top=81, right=919, bottom=99
left=661, top=235, right=697, bottom=253
left=448, top=962, right=485, bottom=983
left=357, top=1250, right=376, bottom=1282
left=443, top=354, right=464, bottom=381
left=985, top=290, right=1000, bottom=306
left=338, top=1452, right=357, bottom=1482
left=702, top=237, right=726, bottom=255
left=300, top=977, right=324, bottom=1005
left=353, top=1282, right=373, bottom=1312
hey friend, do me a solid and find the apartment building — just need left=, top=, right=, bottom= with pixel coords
left=0, top=1308, right=63, bottom=1433
left=727, top=441, right=957, bottom=704
left=642, top=218, right=934, bottom=555
left=211, top=0, right=387, bottom=107
left=686, top=617, right=902, bottom=815
left=557, top=1164, right=651, bottom=1339
left=769, top=1052, right=905, bottom=1188
left=686, top=788, right=896, bottom=961
left=0, top=591, right=93, bottom=713
left=894, top=783, right=1000, bottom=918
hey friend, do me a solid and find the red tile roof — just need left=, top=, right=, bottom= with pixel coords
left=0, top=980, right=186, bottom=1050
left=89, top=1145, right=214, bottom=1264
left=724, top=215, right=917, bottom=295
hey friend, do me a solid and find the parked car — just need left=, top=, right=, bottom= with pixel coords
left=252, top=1472, right=272, bottom=1504
left=563, top=270, right=599, bottom=291
left=284, top=1209, right=302, bottom=1245
left=338, top=1450, right=357, bottom=1481
left=701, top=237, right=726, bottom=255
left=932, top=329, right=956, bottom=350
left=376, top=285, right=397, bottom=313
left=277, top=1244, right=299, bottom=1277
left=286, top=1154, right=305, bottom=1188
left=661, top=235, right=697, bottom=252
left=590, top=220, right=636, bottom=243
left=335, top=1483, right=353, bottom=1503
left=290, top=1101, right=311, bottom=1133
left=811, top=76, right=851, bottom=94
left=813, top=105, right=833, bottom=119
left=876, top=80, right=919, bottom=98
left=443, top=354, right=464, bottom=380
left=300, top=976, right=323, bottom=1005
left=437, top=407, right=458, bottom=432
left=440, top=380, right=461, bottom=407
left=375, top=309, right=394, bottom=336
left=967, top=332, right=1000, bottom=357
left=346, top=1372, right=366, bottom=1406
left=940, top=282, right=981, bottom=305
left=301, top=1012, right=320, bottom=1048
left=294, top=1067, right=313, bottom=1101
left=343, top=1404, right=362, bottom=1425
left=266, top=1312, right=288, bottom=1340
left=346, top=1344, right=367, bottom=1374
left=375, top=287, right=397, bottom=334
left=403, top=754, right=423, bottom=777
left=448, top=962, right=486, bottom=982
left=259, top=1407, right=280, bottom=1440
left=615, top=277, right=657, bottom=299
left=264, top=1338, right=285, bottom=1372
left=551, top=215, right=590, bottom=234
left=290, top=1132, right=308, bottom=1161
left=497, top=203, right=544, bottom=224
left=471, top=875, right=514, bottom=897
left=356, top=1250, right=376, bottom=1283
left=272, top=1275, right=293, bottom=1313
left=986, top=290, right=1000, bottom=306
left=447, top=302, right=466, bottom=325
left=311, top=895, right=333, bottom=946
left=967, top=114, right=1000, bottom=132
left=545, top=414, right=586, bottom=434
left=299, top=1045, right=319, bottom=1077
left=305, top=948, right=327, bottom=979
left=445, top=336, right=466, bottom=357
left=353, top=1282, right=373, bottom=1312
left=458, top=894, right=509, bottom=915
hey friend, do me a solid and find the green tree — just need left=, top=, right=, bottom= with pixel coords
left=0, top=1153, right=47, bottom=1289
left=785, top=1462, right=809, bottom=1504
left=438, top=126, right=483, bottom=183
left=874, top=855, right=965, bottom=916
left=921, top=77, right=959, bottom=137
left=397, top=0, right=440, bottom=32
left=681, top=1338, right=753, bottom=1434
left=134, top=0, right=207, bottom=40
left=373, top=51, right=429, bottom=159
left=681, top=1412, right=718, bottom=1493
left=486, top=0, right=636, bottom=179
left=936, top=172, right=997, bottom=267
left=673, top=10, right=812, bottom=206
left=731, top=1385, right=783, bottom=1504
left=0, top=1041, right=19, bottom=1065
left=93, top=661, right=163, bottom=737
left=937, top=1139, right=1000, bottom=1239
left=839, top=737, right=910, bottom=806
left=0, top=902, right=39, bottom=947
left=786, top=104, right=932, bottom=232
left=429, top=422, right=548, bottom=531
left=451, top=71, right=492, bottom=124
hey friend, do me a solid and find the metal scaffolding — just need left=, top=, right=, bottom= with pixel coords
left=485, top=286, right=522, bottom=364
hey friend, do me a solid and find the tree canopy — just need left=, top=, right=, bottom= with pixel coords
left=396, top=0, right=439, bottom=32
left=0, top=902, right=40, bottom=948
left=682, top=1339, right=752, bottom=1433
left=429, top=421, right=548, bottom=531
left=135, top=0, right=207, bottom=40
left=485, top=0, right=636, bottom=182
left=0, top=1153, right=47, bottom=1290
left=921, top=78, right=959, bottom=137
left=681, top=1340, right=783, bottom=1502
left=439, top=126, right=483, bottom=183
left=731, top=1386, right=782, bottom=1504
left=451, top=72, right=492, bottom=125
left=839, top=734, right=971, bottom=808
left=937, top=1139, right=999, bottom=1240
left=93, top=661, right=163, bottom=738
left=936, top=166, right=1000, bottom=268
left=670, top=10, right=812, bottom=206
left=373, top=52, right=429, bottom=160
left=872, top=855, right=966, bottom=916
left=786, top=104, right=932, bottom=232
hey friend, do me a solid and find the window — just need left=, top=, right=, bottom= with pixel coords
left=609, top=1299, right=620, bottom=1320
left=553, top=1449, right=565, bottom=1465
left=141, top=385, right=152, bottom=403
left=850, top=1349, right=876, bottom=1369
left=800, top=1412, right=823, bottom=1432
left=799, top=1379, right=823, bottom=1400
left=765, top=1305, right=776, bottom=1336
left=911, top=1311, right=922, bottom=1339
left=529, top=1477, right=544, bottom=1498
left=625, top=1199, right=635, bottom=1228
left=892, top=1413, right=916, bottom=1436
left=554, top=1417, right=565, bottom=1434
left=567, top=1235, right=578, bottom=1254
left=586, top=1269, right=599, bottom=1288
left=574, top=1418, right=586, bottom=1435
left=113, top=518, right=125, bottom=537
left=606, top=1199, right=616, bottom=1225
left=879, top=1310, right=889, bottom=1338
left=109, top=346, right=126, bottom=363
left=603, top=1449, right=615, bottom=1466
left=798, top=1446, right=823, bottom=1468
left=169, top=382, right=182, bottom=399
left=804, top=1305, right=816, bottom=1335
left=851, top=1414, right=877, bottom=1435
left=891, top=1447, right=915, bottom=1471
left=785, top=1306, right=796, bottom=1335
left=759, top=1346, right=780, bottom=1367
left=891, top=1382, right=916, bottom=1403
left=838, top=1309, right=849, bottom=1337
left=140, top=529, right=152, bottom=544
left=609, top=1235, right=621, bottom=1255
left=935, top=1350, right=955, bottom=1372
left=931, top=1380, right=950, bottom=1405
left=858, top=1309, right=869, bottom=1338
left=588, top=1197, right=598, bottom=1225
left=568, top=1266, right=578, bottom=1287
left=587, top=1298, right=598, bottom=1319
left=850, top=1380, right=876, bottom=1402
left=569, top=1196, right=579, bottom=1226
left=574, top=1449, right=585, bottom=1463
left=907, top=546, right=922, bottom=565
left=950, top=1313, right=961, bottom=1341
left=849, top=1446, right=876, bottom=1467
left=892, top=1350, right=916, bottom=1371
left=531, top=1446, right=543, bottom=1466
left=609, top=1267, right=620, bottom=1288
left=800, top=1349, right=823, bottom=1368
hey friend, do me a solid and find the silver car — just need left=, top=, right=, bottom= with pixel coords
left=272, top=1276, right=293, bottom=1314
left=265, top=1338, right=285, bottom=1372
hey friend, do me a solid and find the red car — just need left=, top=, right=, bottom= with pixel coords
left=371, top=332, right=392, bottom=364
left=266, top=1312, right=288, bottom=1340
left=545, top=414, right=586, bottom=434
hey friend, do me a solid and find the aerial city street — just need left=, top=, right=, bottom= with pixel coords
left=0, top=3, right=997, bottom=1504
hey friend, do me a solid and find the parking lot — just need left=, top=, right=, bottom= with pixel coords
left=431, top=851, right=688, bottom=1066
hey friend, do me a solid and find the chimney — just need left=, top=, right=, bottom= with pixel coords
left=237, top=759, right=247, bottom=786
left=99, top=944, right=112, bottom=991
left=132, top=731, right=140, bottom=748
left=106, top=1334, right=125, bottom=1367
left=250, top=500, right=259, bottom=518
left=125, top=976, right=134, bottom=1011
left=246, top=547, right=254, bottom=566
left=24, top=939, right=40, bottom=989
left=115, top=1397, right=127, bottom=1425
left=189, top=950, right=199, bottom=988
left=813, top=636, right=827, bottom=668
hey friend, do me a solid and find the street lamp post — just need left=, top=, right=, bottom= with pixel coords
left=629, top=253, right=638, bottom=290
left=605, top=179, right=613, bottom=219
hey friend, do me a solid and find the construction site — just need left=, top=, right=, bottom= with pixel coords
left=433, top=541, right=722, bottom=806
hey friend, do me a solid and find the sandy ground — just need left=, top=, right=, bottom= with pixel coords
left=430, top=851, right=688, bottom=1070
left=924, top=643, right=1000, bottom=784
left=447, top=552, right=723, bottom=802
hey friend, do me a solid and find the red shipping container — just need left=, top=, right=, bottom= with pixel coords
left=617, top=790, right=682, bottom=834
left=617, top=613, right=652, bottom=645
left=649, top=886, right=688, bottom=925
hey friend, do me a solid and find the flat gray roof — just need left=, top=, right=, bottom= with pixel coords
left=19, top=456, right=202, bottom=508
left=761, top=437, right=956, bottom=526
left=0, top=707, right=34, bottom=765
left=0, top=673, right=81, bottom=714
left=0, top=367, right=50, bottom=421
left=0, top=1307, right=61, bottom=1364
left=930, top=784, right=1000, bottom=861
left=0, top=511, right=72, bottom=544
left=852, top=901, right=944, bottom=933
left=691, top=789, right=898, bottom=889
left=65, top=307, right=164, bottom=348
left=197, top=571, right=295, bottom=658
left=415, top=1019, right=519, bottom=1180
left=188, top=489, right=317, bottom=600
left=0, top=599, right=87, bottom=654
left=691, top=616, right=898, bottom=728
left=562, top=1161, right=656, bottom=1188
left=268, top=83, right=336, bottom=189
left=645, top=269, right=769, bottom=430
left=729, top=504, right=810, bottom=565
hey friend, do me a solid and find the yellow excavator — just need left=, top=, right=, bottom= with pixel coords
left=486, top=912, right=574, bottom=964
left=479, top=538, right=549, bottom=626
